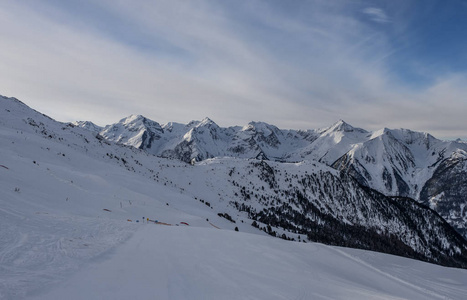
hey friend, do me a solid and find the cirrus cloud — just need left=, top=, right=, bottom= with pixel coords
left=0, top=0, right=465, bottom=140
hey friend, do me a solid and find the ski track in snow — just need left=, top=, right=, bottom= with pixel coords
left=0, top=208, right=136, bottom=300
left=329, top=247, right=447, bottom=299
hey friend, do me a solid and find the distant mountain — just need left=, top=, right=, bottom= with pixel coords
left=2, top=94, right=466, bottom=268
left=99, top=114, right=165, bottom=151
left=75, top=114, right=467, bottom=238
left=72, top=120, right=103, bottom=133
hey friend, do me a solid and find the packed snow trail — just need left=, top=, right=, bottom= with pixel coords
left=28, top=225, right=467, bottom=300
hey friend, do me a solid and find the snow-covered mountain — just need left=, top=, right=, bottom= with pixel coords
left=99, top=114, right=165, bottom=152
left=332, top=128, right=467, bottom=237
left=77, top=114, right=467, bottom=237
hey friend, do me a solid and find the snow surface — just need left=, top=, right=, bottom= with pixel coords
left=28, top=226, right=467, bottom=300
left=1, top=95, right=467, bottom=299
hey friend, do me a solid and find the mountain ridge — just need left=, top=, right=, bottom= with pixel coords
left=71, top=111, right=467, bottom=238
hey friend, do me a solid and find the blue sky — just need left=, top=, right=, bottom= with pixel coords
left=0, top=0, right=466, bottom=139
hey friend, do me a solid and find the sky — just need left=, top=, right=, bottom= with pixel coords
left=0, top=0, right=466, bottom=139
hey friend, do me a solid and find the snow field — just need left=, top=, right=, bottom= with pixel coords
left=29, top=225, right=467, bottom=300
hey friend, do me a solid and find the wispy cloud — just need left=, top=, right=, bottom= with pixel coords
left=363, top=7, right=391, bottom=23
left=0, top=0, right=465, bottom=139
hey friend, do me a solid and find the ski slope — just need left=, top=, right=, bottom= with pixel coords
left=29, top=225, right=467, bottom=300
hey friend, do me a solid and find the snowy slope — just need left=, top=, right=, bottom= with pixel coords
left=30, top=226, right=467, bottom=300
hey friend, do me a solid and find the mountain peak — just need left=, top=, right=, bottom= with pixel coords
left=247, top=121, right=273, bottom=128
left=335, top=119, right=347, bottom=125
left=326, top=120, right=358, bottom=133
left=72, top=121, right=103, bottom=133
left=118, top=114, right=162, bottom=130
left=198, top=117, right=219, bottom=128
left=121, top=114, right=145, bottom=124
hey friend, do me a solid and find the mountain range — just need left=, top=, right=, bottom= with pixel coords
left=74, top=113, right=467, bottom=239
